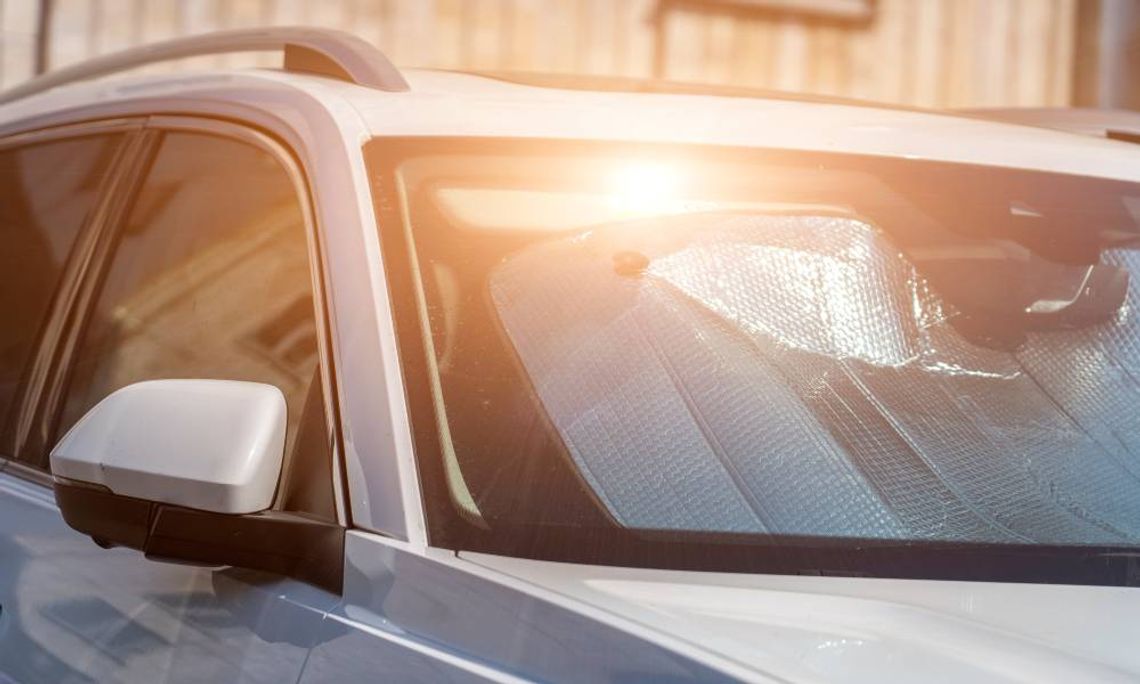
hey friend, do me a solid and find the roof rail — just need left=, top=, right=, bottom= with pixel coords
left=0, top=26, right=408, bottom=105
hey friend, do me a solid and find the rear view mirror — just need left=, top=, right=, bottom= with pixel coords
left=50, top=380, right=343, bottom=592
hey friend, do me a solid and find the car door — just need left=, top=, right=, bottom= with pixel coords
left=0, top=116, right=344, bottom=683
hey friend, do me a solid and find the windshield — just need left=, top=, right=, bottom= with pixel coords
left=367, top=138, right=1140, bottom=585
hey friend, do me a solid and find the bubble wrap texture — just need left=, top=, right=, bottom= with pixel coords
left=488, top=214, right=1140, bottom=542
left=1014, top=250, right=1140, bottom=481
left=652, top=218, right=924, bottom=366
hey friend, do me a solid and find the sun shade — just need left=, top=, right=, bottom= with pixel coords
left=489, top=213, right=1140, bottom=542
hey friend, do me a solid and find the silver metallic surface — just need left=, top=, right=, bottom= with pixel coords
left=492, top=214, right=1140, bottom=541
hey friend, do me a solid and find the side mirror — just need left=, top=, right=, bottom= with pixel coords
left=52, top=379, right=286, bottom=514
left=51, top=380, right=343, bottom=593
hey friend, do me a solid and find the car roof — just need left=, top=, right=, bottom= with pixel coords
left=1, top=65, right=1137, bottom=184
left=360, top=68, right=1140, bottom=182
left=418, top=69, right=925, bottom=111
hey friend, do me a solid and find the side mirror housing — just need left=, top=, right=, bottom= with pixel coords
left=50, top=380, right=343, bottom=593
left=52, top=379, right=286, bottom=514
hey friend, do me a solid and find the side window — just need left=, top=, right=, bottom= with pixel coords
left=55, top=130, right=335, bottom=519
left=0, top=134, right=122, bottom=458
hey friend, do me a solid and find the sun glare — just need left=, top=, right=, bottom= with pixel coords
left=607, top=162, right=682, bottom=215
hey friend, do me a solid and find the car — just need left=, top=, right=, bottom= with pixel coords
left=1, top=26, right=1139, bottom=684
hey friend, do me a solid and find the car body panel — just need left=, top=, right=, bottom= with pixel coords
left=357, top=70, right=1140, bottom=182
left=301, top=531, right=746, bottom=683
left=958, top=107, right=1140, bottom=139
left=465, top=551, right=1140, bottom=683
left=0, top=470, right=338, bottom=683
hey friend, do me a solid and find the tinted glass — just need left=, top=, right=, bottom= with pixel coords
left=371, top=138, right=1140, bottom=584
left=57, top=131, right=333, bottom=517
left=0, top=134, right=121, bottom=460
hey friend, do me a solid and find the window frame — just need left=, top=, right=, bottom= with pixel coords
left=0, top=116, right=348, bottom=526
left=0, top=118, right=146, bottom=482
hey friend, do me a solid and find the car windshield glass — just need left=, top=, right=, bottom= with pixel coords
left=368, top=138, right=1140, bottom=585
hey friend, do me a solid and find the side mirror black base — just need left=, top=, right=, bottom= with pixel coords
left=54, top=478, right=345, bottom=594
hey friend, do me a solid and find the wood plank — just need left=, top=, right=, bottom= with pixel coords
left=1047, top=0, right=1076, bottom=105
left=618, top=0, right=656, bottom=78
left=1013, top=0, right=1049, bottom=106
left=665, top=8, right=707, bottom=81
left=911, top=0, right=944, bottom=107
left=0, top=0, right=37, bottom=87
left=772, top=16, right=808, bottom=92
left=705, top=10, right=736, bottom=83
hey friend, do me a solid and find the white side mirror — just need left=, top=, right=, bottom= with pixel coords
left=51, top=379, right=286, bottom=514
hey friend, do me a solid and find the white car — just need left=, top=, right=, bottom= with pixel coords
left=1, top=27, right=1139, bottom=684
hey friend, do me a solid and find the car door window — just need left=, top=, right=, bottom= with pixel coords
left=0, top=133, right=123, bottom=462
left=55, top=130, right=335, bottom=519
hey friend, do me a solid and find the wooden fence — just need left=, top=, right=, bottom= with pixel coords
left=0, top=0, right=1080, bottom=108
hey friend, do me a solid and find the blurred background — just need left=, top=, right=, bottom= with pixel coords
left=0, top=0, right=1137, bottom=110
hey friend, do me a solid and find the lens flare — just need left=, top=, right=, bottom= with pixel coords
left=607, top=162, right=681, bottom=215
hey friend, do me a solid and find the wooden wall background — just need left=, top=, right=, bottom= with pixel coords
left=0, top=0, right=1079, bottom=108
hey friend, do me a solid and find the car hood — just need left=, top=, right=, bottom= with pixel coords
left=462, top=552, right=1140, bottom=683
